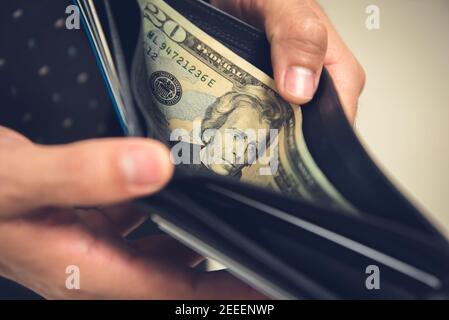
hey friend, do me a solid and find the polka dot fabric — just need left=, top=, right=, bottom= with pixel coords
left=0, top=0, right=123, bottom=145
left=0, top=0, right=125, bottom=299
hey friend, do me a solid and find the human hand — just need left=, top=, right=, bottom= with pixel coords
left=210, top=0, right=366, bottom=123
left=0, top=126, right=264, bottom=299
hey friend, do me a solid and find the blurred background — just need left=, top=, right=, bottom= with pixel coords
left=319, top=0, right=449, bottom=235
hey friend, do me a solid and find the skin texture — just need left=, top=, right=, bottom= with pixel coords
left=211, top=0, right=366, bottom=124
left=0, top=127, right=263, bottom=299
left=0, top=0, right=365, bottom=299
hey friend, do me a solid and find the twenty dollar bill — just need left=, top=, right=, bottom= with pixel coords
left=137, top=0, right=356, bottom=213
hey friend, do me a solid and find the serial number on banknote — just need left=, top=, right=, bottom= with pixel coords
left=145, top=26, right=217, bottom=88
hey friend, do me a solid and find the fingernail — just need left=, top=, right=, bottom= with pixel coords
left=119, top=145, right=168, bottom=188
left=284, top=66, right=316, bottom=100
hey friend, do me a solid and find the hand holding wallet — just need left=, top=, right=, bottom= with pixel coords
left=76, top=0, right=449, bottom=299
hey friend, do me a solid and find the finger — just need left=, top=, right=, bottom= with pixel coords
left=211, top=0, right=365, bottom=122
left=0, top=214, right=264, bottom=300
left=213, top=0, right=328, bottom=105
left=0, top=137, right=174, bottom=217
left=302, top=2, right=366, bottom=123
left=266, top=0, right=365, bottom=121
left=325, top=53, right=366, bottom=124
left=64, top=260, right=265, bottom=300
left=264, top=0, right=328, bottom=105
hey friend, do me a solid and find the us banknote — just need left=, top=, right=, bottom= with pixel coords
left=137, top=0, right=357, bottom=213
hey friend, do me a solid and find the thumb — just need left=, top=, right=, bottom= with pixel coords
left=211, top=0, right=327, bottom=105
left=0, top=127, right=173, bottom=217
left=265, top=1, right=328, bottom=105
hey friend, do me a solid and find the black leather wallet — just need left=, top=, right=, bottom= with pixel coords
left=78, top=0, right=449, bottom=299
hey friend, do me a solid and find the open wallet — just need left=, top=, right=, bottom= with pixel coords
left=76, top=0, right=449, bottom=299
